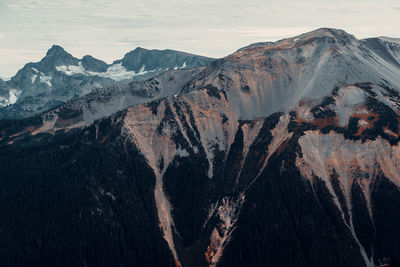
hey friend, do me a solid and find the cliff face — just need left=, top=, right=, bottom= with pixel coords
left=1, top=28, right=400, bottom=267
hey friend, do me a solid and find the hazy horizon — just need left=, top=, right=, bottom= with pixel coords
left=1, top=0, right=400, bottom=78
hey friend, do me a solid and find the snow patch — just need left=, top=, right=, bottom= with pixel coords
left=56, top=63, right=86, bottom=75
left=31, top=74, right=37, bottom=84
left=39, top=73, right=52, bottom=87
left=90, top=63, right=137, bottom=81
left=8, top=89, right=21, bottom=104
left=57, top=62, right=156, bottom=81
left=0, top=89, right=22, bottom=107
left=136, top=65, right=147, bottom=75
left=97, top=63, right=155, bottom=80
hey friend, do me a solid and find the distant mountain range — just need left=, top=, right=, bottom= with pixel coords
left=0, top=45, right=214, bottom=119
left=1, top=28, right=400, bottom=267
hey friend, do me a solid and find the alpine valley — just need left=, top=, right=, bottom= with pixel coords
left=1, top=28, right=400, bottom=267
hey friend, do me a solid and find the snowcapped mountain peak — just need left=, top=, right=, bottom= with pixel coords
left=37, top=45, right=80, bottom=73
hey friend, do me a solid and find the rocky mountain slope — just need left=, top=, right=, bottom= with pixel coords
left=0, top=45, right=214, bottom=119
left=1, top=28, right=400, bottom=267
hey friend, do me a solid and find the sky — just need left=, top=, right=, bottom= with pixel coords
left=1, top=0, right=400, bottom=78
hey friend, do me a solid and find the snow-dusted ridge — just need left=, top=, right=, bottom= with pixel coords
left=56, top=60, right=191, bottom=81
left=0, top=45, right=214, bottom=120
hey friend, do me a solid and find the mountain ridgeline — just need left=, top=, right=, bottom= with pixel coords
left=0, top=46, right=214, bottom=119
left=1, top=28, right=400, bottom=267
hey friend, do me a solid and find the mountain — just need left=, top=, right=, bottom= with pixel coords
left=1, top=28, right=400, bottom=267
left=0, top=45, right=214, bottom=119
left=115, top=47, right=214, bottom=74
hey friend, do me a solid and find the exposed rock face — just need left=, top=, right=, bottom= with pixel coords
left=1, top=28, right=400, bottom=267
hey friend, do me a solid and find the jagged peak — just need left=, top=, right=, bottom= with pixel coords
left=45, top=45, right=72, bottom=57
